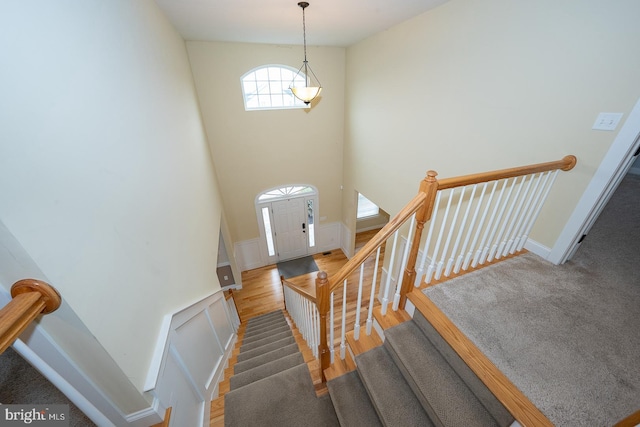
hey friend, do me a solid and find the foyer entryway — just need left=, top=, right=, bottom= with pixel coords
left=255, top=185, right=318, bottom=264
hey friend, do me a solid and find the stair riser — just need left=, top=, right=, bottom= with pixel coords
left=244, top=317, right=288, bottom=335
left=411, top=311, right=514, bottom=426
left=241, top=330, right=293, bottom=352
left=242, top=324, right=291, bottom=345
left=234, top=343, right=300, bottom=375
left=230, top=353, right=304, bottom=390
left=245, top=311, right=284, bottom=325
left=236, top=336, right=296, bottom=363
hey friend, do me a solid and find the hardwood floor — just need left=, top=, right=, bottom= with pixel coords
left=210, top=229, right=385, bottom=426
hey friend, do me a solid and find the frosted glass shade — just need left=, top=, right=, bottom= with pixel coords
left=291, top=86, right=322, bottom=104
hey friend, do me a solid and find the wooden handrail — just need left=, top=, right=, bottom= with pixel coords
left=281, top=277, right=317, bottom=304
left=437, top=155, right=577, bottom=190
left=315, top=155, right=577, bottom=386
left=327, top=192, right=427, bottom=294
left=0, top=279, right=61, bottom=354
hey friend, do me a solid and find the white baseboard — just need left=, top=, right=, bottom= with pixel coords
left=524, top=238, right=552, bottom=261
left=235, top=222, right=343, bottom=271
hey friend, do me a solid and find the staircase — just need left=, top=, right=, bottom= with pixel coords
left=224, top=306, right=515, bottom=427
left=223, top=310, right=338, bottom=427
left=327, top=307, right=514, bottom=426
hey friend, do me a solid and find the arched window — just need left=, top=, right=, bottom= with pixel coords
left=241, top=65, right=308, bottom=111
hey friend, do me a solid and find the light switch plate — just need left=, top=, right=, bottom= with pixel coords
left=593, top=112, right=623, bottom=131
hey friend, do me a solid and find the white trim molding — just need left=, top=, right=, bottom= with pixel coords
left=549, top=97, right=640, bottom=264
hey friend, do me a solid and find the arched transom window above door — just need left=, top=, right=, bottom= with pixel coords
left=258, top=185, right=315, bottom=201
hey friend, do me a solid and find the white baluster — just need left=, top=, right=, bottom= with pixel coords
left=473, top=180, right=505, bottom=267
left=468, top=181, right=497, bottom=269
left=354, top=263, right=365, bottom=340
left=519, top=170, right=558, bottom=250
left=505, top=173, right=536, bottom=255
left=312, top=304, right=319, bottom=358
left=340, top=280, right=347, bottom=360
left=302, top=297, right=308, bottom=342
left=511, top=172, right=544, bottom=252
left=393, top=215, right=416, bottom=310
left=417, top=192, right=442, bottom=285
left=366, top=247, right=381, bottom=335
left=381, top=231, right=399, bottom=314
left=496, top=175, right=531, bottom=258
left=432, top=189, right=455, bottom=280
left=442, top=187, right=466, bottom=277
left=487, top=177, right=517, bottom=262
left=496, top=175, right=527, bottom=258
left=454, top=183, right=480, bottom=273
left=329, top=292, right=335, bottom=363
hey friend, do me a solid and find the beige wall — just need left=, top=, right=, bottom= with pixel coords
left=0, top=0, right=223, bottom=394
left=187, top=41, right=345, bottom=243
left=343, top=0, right=640, bottom=249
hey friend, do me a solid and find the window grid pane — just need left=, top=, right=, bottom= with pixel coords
left=242, top=65, right=308, bottom=111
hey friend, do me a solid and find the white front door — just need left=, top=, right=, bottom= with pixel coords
left=272, top=198, right=308, bottom=261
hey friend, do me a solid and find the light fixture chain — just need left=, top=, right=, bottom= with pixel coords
left=302, top=4, right=308, bottom=62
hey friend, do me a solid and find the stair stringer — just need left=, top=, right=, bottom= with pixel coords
left=406, top=289, right=553, bottom=427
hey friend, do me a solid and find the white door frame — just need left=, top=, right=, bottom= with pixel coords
left=255, top=185, right=319, bottom=265
left=548, top=97, right=640, bottom=264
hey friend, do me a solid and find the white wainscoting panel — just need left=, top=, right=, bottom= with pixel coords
left=316, top=222, right=341, bottom=253
left=147, top=291, right=238, bottom=427
left=235, top=238, right=263, bottom=271
left=340, top=222, right=353, bottom=259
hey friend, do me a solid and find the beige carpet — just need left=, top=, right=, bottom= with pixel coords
left=424, top=174, right=640, bottom=426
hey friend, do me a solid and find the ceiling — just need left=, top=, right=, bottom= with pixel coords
left=154, top=0, right=449, bottom=47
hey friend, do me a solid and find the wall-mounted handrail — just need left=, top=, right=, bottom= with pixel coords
left=0, top=279, right=61, bottom=353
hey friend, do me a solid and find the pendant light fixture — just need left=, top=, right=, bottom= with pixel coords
left=290, top=1, right=322, bottom=105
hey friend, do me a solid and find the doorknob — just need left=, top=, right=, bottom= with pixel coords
left=302, top=223, right=306, bottom=233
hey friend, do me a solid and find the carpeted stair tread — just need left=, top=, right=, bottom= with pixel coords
left=327, top=370, right=383, bottom=427
left=245, top=313, right=285, bottom=329
left=236, top=336, right=296, bottom=362
left=244, top=319, right=289, bottom=336
left=245, top=310, right=284, bottom=325
left=241, top=329, right=293, bottom=352
left=230, top=352, right=305, bottom=390
left=385, top=320, right=501, bottom=427
left=245, top=311, right=285, bottom=325
left=225, top=364, right=339, bottom=427
left=244, top=317, right=288, bottom=335
left=356, top=346, right=434, bottom=427
left=411, top=310, right=514, bottom=426
left=234, top=343, right=300, bottom=374
left=242, top=324, right=291, bottom=344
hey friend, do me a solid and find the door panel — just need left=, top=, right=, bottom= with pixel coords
left=272, top=198, right=308, bottom=261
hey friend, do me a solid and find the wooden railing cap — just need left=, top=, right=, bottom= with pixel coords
left=561, top=155, right=577, bottom=171
left=11, top=279, right=61, bottom=314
